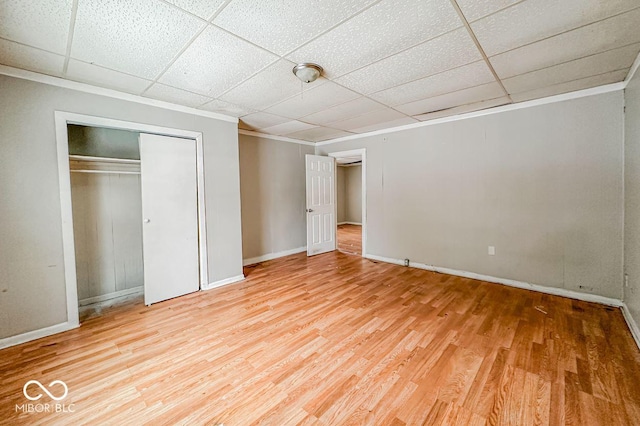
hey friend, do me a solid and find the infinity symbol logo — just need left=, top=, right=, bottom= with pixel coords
left=23, top=380, right=68, bottom=401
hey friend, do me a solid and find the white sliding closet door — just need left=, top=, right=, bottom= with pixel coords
left=139, top=134, right=199, bottom=305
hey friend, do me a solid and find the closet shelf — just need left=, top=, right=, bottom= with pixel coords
left=69, top=155, right=140, bottom=164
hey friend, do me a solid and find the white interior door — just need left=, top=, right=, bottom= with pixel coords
left=139, top=134, right=199, bottom=305
left=306, top=154, right=336, bottom=256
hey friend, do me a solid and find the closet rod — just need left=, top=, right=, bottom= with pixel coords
left=70, top=170, right=141, bottom=175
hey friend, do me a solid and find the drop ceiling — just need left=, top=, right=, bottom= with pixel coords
left=1, top=0, right=639, bottom=143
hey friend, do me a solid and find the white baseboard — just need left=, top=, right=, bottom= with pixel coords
left=79, top=286, right=143, bottom=306
left=337, top=222, right=362, bottom=226
left=202, top=274, right=245, bottom=291
left=0, top=321, right=79, bottom=350
left=243, top=246, right=306, bottom=266
left=621, top=303, right=640, bottom=350
left=364, top=254, right=623, bottom=307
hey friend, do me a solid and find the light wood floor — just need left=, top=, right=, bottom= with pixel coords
left=337, top=224, right=362, bottom=256
left=1, top=252, right=640, bottom=425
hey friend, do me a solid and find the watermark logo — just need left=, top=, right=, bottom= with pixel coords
left=23, top=380, right=68, bottom=401
left=15, top=380, right=75, bottom=414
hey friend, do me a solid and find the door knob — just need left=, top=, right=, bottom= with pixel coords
left=306, top=209, right=314, bottom=213
left=143, top=218, right=151, bottom=223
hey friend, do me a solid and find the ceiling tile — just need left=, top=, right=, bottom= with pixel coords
left=164, top=0, right=227, bottom=20
left=219, top=59, right=324, bottom=111
left=261, top=120, right=318, bottom=136
left=71, top=0, right=205, bottom=79
left=510, top=70, right=629, bottom=103
left=239, top=112, right=291, bottom=130
left=0, top=0, right=72, bottom=54
left=503, top=44, right=639, bottom=94
left=327, top=107, right=407, bottom=131
left=0, top=38, right=64, bottom=76
left=471, top=0, right=640, bottom=56
left=66, top=60, right=152, bottom=94
left=413, top=97, right=511, bottom=121
left=301, top=97, right=384, bottom=125
left=490, top=9, right=640, bottom=79
left=396, top=82, right=505, bottom=116
left=199, top=99, right=256, bottom=117
left=351, top=116, right=418, bottom=133
left=159, top=25, right=278, bottom=98
left=265, top=81, right=360, bottom=119
left=455, top=0, right=521, bottom=22
left=144, top=83, right=212, bottom=107
left=287, top=0, right=461, bottom=79
left=213, top=0, right=377, bottom=55
left=335, top=28, right=482, bottom=94
left=286, top=127, right=353, bottom=142
left=370, top=61, right=495, bottom=106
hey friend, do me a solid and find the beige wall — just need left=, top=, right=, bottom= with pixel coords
left=0, top=74, right=243, bottom=340
left=625, top=68, right=640, bottom=326
left=239, top=134, right=314, bottom=261
left=319, top=92, right=624, bottom=299
left=345, top=165, right=362, bottom=224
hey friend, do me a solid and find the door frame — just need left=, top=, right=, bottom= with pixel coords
left=328, top=148, right=367, bottom=257
left=54, top=111, right=209, bottom=327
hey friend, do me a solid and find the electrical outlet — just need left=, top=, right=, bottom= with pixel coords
left=404, top=258, right=410, bottom=267
left=488, top=246, right=495, bottom=256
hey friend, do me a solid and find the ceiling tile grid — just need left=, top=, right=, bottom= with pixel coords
left=219, top=59, right=325, bottom=111
left=502, top=43, right=640, bottom=94
left=265, top=81, right=361, bottom=119
left=144, top=83, right=213, bottom=107
left=470, top=0, right=640, bottom=56
left=0, top=0, right=72, bottom=54
left=489, top=8, right=640, bottom=79
left=370, top=60, right=496, bottom=107
left=396, top=82, right=506, bottom=116
left=212, top=0, right=379, bottom=56
left=335, top=28, right=484, bottom=94
left=66, top=60, right=153, bottom=94
left=286, top=0, right=462, bottom=79
left=163, top=0, right=228, bottom=20
left=71, top=0, right=206, bottom=79
left=0, top=0, right=639, bottom=142
left=0, top=38, right=65, bottom=76
left=157, top=25, right=278, bottom=98
left=300, top=96, right=385, bottom=126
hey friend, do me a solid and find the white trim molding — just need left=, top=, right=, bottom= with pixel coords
left=316, top=82, right=625, bottom=146
left=365, top=254, right=624, bottom=307
left=243, top=246, right=307, bottom=266
left=0, top=64, right=238, bottom=123
left=621, top=304, right=640, bottom=350
left=0, top=322, right=78, bottom=350
left=329, top=149, right=367, bottom=257
left=625, top=49, right=640, bottom=86
left=337, top=222, right=362, bottom=226
left=202, top=274, right=245, bottom=290
left=238, top=129, right=314, bottom=146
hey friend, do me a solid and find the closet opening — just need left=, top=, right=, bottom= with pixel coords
left=68, top=125, right=145, bottom=320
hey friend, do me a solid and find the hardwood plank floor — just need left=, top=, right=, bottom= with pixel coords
left=337, top=224, right=362, bottom=256
left=1, top=251, right=640, bottom=425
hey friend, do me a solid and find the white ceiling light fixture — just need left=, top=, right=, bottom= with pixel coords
left=292, top=63, right=323, bottom=83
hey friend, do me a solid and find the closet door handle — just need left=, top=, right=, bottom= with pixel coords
left=143, top=218, right=151, bottom=223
